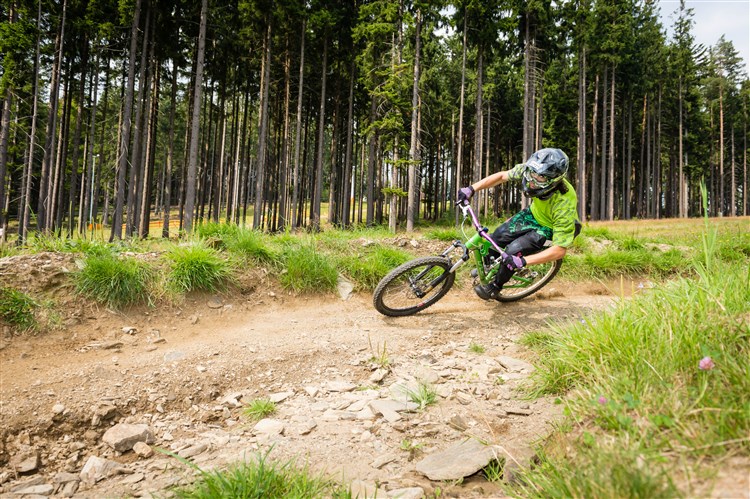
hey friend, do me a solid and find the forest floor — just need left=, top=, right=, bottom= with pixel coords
left=0, top=250, right=746, bottom=498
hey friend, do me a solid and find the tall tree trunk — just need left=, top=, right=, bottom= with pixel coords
left=183, top=0, right=208, bottom=233
left=291, top=20, right=305, bottom=231
left=678, top=76, right=685, bottom=217
left=366, top=98, right=376, bottom=226
left=577, top=45, right=587, bottom=221
left=162, top=59, right=178, bottom=237
left=253, top=21, right=272, bottom=229
left=81, top=51, right=100, bottom=235
left=67, top=37, right=89, bottom=235
left=20, top=0, right=43, bottom=243
left=111, top=0, right=142, bottom=240
left=607, top=64, right=615, bottom=220
left=455, top=13, right=467, bottom=225
left=0, top=3, right=16, bottom=241
left=342, top=59, right=355, bottom=228
left=718, top=82, right=724, bottom=216
left=590, top=73, right=599, bottom=220
left=278, top=45, right=291, bottom=230
left=311, top=36, right=327, bottom=231
left=474, top=46, right=484, bottom=211
left=139, top=55, right=159, bottom=238
left=38, top=0, right=66, bottom=232
left=406, top=9, right=422, bottom=232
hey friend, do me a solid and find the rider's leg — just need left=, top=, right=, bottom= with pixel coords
left=475, top=229, right=548, bottom=301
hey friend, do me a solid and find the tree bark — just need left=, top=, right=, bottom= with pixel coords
left=311, top=36, right=327, bottom=231
left=183, top=0, right=208, bottom=233
left=406, top=9, right=422, bottom=232
left=253, top=20, right=272, bottom=229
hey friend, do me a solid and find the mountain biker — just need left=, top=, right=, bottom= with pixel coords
left=456, top=148, right=581, bottom=301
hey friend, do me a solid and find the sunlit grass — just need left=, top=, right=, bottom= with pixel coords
left=74, top=253, right=154, bottom=308
left=165, top=243, right=233, bottom=293
left=0, top=287, right=39, bottom=332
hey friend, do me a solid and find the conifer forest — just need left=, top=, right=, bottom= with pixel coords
left=0, top=0, right=748, bottom=242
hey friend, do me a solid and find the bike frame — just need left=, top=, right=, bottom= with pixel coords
left=437, top=201, right=542, bottom=289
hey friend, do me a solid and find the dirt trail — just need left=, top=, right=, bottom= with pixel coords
left=1, top=271, right=617, bottom=497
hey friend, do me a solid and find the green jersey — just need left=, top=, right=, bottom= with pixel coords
left=508, top=164, right=580, bottom=248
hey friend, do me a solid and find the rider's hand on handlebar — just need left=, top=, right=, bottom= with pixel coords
left=457, top=186, right=474, bottom=204
left=503, top=253, right=526, bottom=271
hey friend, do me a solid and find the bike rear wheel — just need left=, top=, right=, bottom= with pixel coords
left=495, top=259, right=562, bottom=302
left=373, top=256, right=455, bottom=317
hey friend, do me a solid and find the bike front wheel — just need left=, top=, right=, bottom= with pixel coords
left=495, top=258, right=563, bottom=302
left=373, top=256, right=456, bottom=317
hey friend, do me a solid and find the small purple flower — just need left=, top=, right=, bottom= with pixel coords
left=699, top=356, right=715, bottom=371
left=598, top=396, right=608, bottom=405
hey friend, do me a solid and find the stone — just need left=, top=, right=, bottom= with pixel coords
left=10, top=448, right=40, bottom=473
left=496, top=355, right=535, bottom=374
left=253, top=418, right=285, bottom=436
left=102, top=423, right=154, bottom=452
left=501, top=446, right=537, bottom=484
left=11, top=483, right=54, bottom=495
left=368, top=400, right=401, bottom=423
left=120, top=472, right=145, bottom=485
left=388, top=487, right=425, bottom=499
left=413, top=366, right=440, bottom=384
left=79, top=456, right=131, bottom=484
left=297, top=419, right=317, bottom=435
left=447, top=414, right=468, bottom=432
left=269, top=391, right=294, bottom=403
left=369, top=368, right=389, bottom=383
left=164, top=350, right=186, bottom=362
left=133, top=442, right=154, bottom=458
left=59, top=480, right=80, bottom=497
left=326, top=380, right=357, bottom=392
left=371, top=453, right=397, bottom=469
left=415, top=438, right=501, bottom=481
left=178, top=443, right=208, bottom=458
left=506, top=408, right=532, bottom=416
left=337, top=275, right=354, bottom=300
left=207, top=296, right=223, bottom=309
left=52, top=404, right=66, bottom=415
left=303, top=386, right=319, bottom=397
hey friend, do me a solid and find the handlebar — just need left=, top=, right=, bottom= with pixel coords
left=457, top=200, right=507, bottom=259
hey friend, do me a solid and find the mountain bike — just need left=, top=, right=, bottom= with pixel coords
left=373, top=201, right=562, bottom=317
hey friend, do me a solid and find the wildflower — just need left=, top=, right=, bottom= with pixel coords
left=699, top=356, right=715, bottom=371
left=598, top=396, right=607, bottom=405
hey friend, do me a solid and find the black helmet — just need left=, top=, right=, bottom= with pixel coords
left=521, top=148, right=569, bottom=199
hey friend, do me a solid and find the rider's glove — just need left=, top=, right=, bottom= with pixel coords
left=457, top=186, right=475, bottom=203
left=503, top=253, right=526, bottom=271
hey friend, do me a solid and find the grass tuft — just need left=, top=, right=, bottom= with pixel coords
left=279, top=242, right=338, bottom=293
left=74, top=253, right=153, bottom=309
left=338, top=244, right=412, bottom=290
left=165, top=243, right=232, bottom=293
left=243, top=399, right=277, bottom=421
left=225, top=228, right=277, bottom=264
left=406, top=382, right=437, bottom=410
left=172, top=450, right=352, bottom=499
left=0, top=287, right=39, bottom=332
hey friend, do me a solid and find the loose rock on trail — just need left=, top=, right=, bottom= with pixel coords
left=0, top=252, right=615, bottom=498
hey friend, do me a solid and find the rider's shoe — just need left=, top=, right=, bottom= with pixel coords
left=474, top=281, right=501, bottom=301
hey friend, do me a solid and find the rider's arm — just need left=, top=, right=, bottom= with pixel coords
left=524, top=245, right=566, bottom=265
left=470, top=170, right=511, bottom=191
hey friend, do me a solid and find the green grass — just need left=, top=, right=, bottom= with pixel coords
left=468, top=341, right=486, bottom=354
left=243, top=399, right=277, bottom=421
left=0, top=287, right=39, bottom=332
left=406, top=382, right=438, bottom=410
left=510, top=209, right=750, bottom=496
left=225, top=228, right=278, bottom=264
left=337, top=244, right=412, bottom=289
left=74, top=253, right=153, bottom=308
left=279, top=241, right=338, bottom=293
left=172, top=450, right=352, bottom=499
left=165, top=243, right=233, bottom=293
